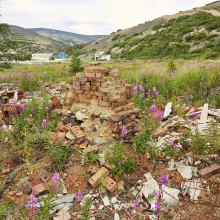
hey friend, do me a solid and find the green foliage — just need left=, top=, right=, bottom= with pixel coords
left=167, top=59, right=177, bottom=72
left=112, top=34, right=121, bottom=41
left=105, top=140, right=136, bottom=178
left=132, top=118, right=154, bottom=154
left=69, top=54, right=84, bottom=74
left=83, top=152, right=99, bottom=165
left=46, top=142, right=72, bottom=172
left=157, top=139, right=180, bottom=158
left=79, top=197, right=92, bottom=220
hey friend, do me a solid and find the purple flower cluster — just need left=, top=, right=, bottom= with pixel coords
left=155, top=113, right=163, bottom=120
left=120, top=126, right=128, bottom=138
left=75, top=191, right=83, bottom=203
left=52, top=172, right=60, bottom=185
left=42, top=119, right=47, bottom=129
left=149, top=104, right=157, bottom=113
left=26, top=194, right=39, bottom=219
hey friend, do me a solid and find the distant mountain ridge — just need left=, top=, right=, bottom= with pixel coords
left=28, top=28, right=106, bottom=46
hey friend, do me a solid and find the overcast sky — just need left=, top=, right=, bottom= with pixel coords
left=0, top=0, right=215, bottom=35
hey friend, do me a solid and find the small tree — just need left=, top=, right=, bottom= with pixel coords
left=167, top=59, right=177, bottom=73
left=69, top=53, right=84, bottom=74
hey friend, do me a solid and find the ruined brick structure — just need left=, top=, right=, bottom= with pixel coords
left=61, top=67, right=140, bottom=142
left=61, top=67, right=135, bottom=113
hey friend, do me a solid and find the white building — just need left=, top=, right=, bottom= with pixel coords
left=95, top=51, right=111, bottom=61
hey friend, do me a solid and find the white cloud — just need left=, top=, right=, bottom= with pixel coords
left=0, top=0, right=214, bottom=35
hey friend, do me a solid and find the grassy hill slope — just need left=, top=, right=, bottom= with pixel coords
left=62, top=1, right=220, bottom=60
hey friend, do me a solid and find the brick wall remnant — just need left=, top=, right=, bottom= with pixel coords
left=61, top=67, right=134, bottom=112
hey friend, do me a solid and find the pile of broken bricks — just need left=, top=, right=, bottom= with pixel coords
left=2, top=72, right=220, bottom=219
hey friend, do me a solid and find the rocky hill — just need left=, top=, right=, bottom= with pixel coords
left=67, top=1, right=220, bottom=60
left=28, top=28, right=106, bottom=46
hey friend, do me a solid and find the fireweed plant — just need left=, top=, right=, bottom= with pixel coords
left=21, top=173, right=60, bottom=220
left=105, top=139, right=136, bottom=178
left=151, top=173, right=168, bottom=220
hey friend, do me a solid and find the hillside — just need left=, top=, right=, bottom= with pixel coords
left=64, top=1, right=220, bottom=60
left=28, top=28, right=106, bottom=46
left=8, top=25, right=66, bottom=53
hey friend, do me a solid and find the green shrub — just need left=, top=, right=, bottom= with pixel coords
left=112, top=34, right=121, bottom=41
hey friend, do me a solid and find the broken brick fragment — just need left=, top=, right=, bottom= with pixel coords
left=70, top=126, right=85, bottom=139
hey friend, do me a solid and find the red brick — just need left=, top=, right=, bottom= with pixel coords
left=103, top=97, right=109, bottom=102
left=76, top=81, right=80, bottom=86
left=78, top=94, right=83, bottom=98
left=51, top=96, right=58, bottom=101
left=101, top=77, right=108, bottom=82
left=57, top=121, right=69, bottom=133
left=104, top=177, right=117, bottom=192
left=90, top=86, right=97, bottom=91
left=199, top=164, right=220, bottom=179
left=70, top=126, right=85, bottom=139
left=49, top=132, right=57, bottom=140
left=75, top=97, right=80, bottom=102
left=98, top=87, right=110, bottom=93
left=49, top=99, right=60, bottom=107
left=65, top=123, right=73, bottom=131
left=95, top=91, right=105, bottom=97
left=123, top=79, right=128, bottom=84
left=98, top=97, right=103, bottom=101
left=90, top=91, right=94, bottom=95
left=95, top=82, right=101, bottom=87
left=113, top=107, right=123, bottom=114
left=92, top=95, right=97, bottom=100
left=84, top=67, right=95, bottom=73
left=99, top=101, right=111, bottom=107
left=95, top=67, right=109, bottom=73
left=101, top=83, right=109, bottom=88
left=85, top=82, right=90, bottom=87
left=82, top=94, right=87, bottom=99
left=134, top=156, right=144, bottom=166
left=89, top=167, right=109, bottom=188
left=114, top=76, right=120, bottom=80
left=76, top=90, right=84, bottom=94
left=96, top=72, right=103, bottom=78
left=87, top=95, right=92, bottom=99
left=79, top=77, right=87, bottom=82
left=76, top=72, right=84, bottom=77
left=91, top=100, right=99, bottom=105
left=81, top=86, right=90, bottom=91
left=32, top=183, right=47, bottom=196
left=85, top=72, right=95, bottom=78
left=123, top=103, right=135, bottom=111
left=57, top=132, right=66, bottom=140
left=79, top=98, right=91, bottom=103
left=85, top=91, right=90, bottom=95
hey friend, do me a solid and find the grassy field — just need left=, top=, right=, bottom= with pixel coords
left=1, top=59, right=220, bottom=107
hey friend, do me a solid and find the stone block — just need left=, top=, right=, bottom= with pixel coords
left=90, top=100, right=99, bottom=105
left=88, top=167, right=109, bottom=188
left=104, top=177, right=117, bottom=193
left=70, top=126, right=85, bottom=139
left=95, top=67, right=109, bottom=73
left=113, top=107, right=123, bottom=114
left=85, top=82, right=90, bottom=87
left=96, top=72, right=103, bottom=78
left=75, top=90, right=84, bottom=94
